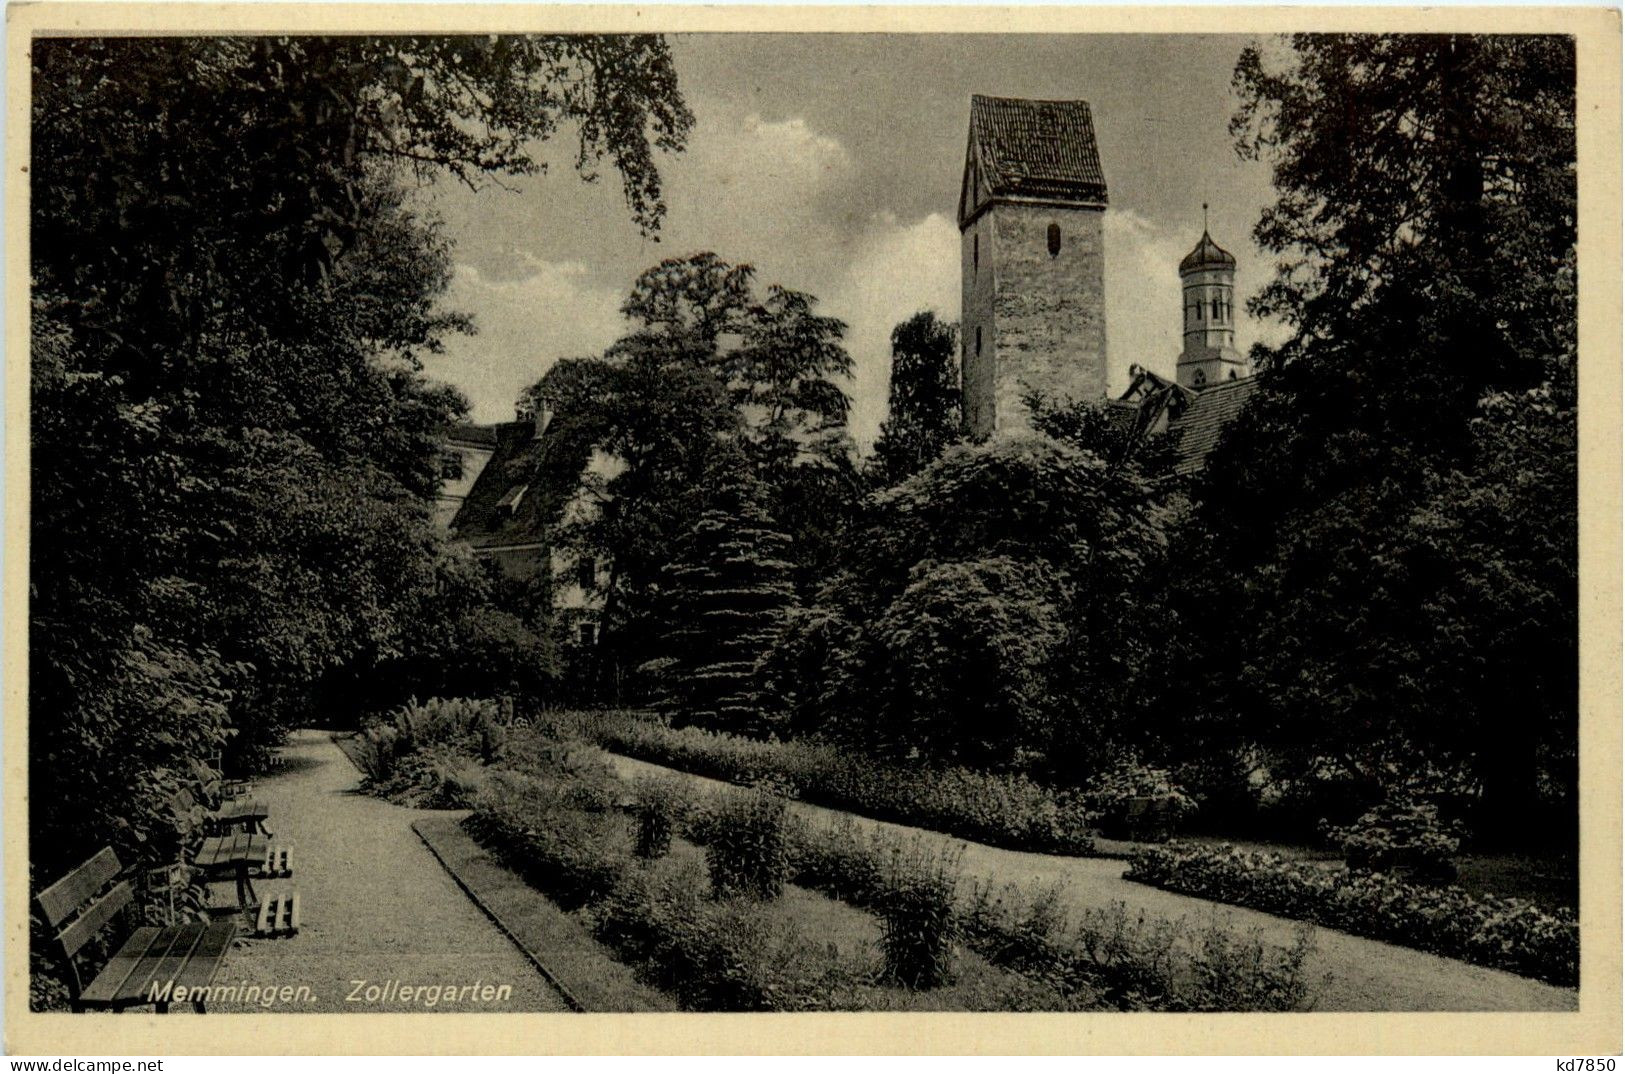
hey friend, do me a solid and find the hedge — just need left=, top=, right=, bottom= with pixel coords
left=557, top=710, right=1097, bottom=856
left=1125, top=842, right=1578, bottom=987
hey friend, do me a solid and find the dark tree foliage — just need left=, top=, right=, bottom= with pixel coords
left=776, top=430, right=1166, bottom=778
left=1233, top=33, right=1575, bottom=379
left=534, top=345, right=741, bottom=701
left=1151, top=35, right=1578, bottom=842
left=29, top=35, right=690, bottom=880
left=868, top=311, right=963, bottom=487
left=531, top=253, right=861, bottom=701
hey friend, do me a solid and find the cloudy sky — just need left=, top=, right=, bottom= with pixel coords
left=418, top=33, right=1289, bottom=449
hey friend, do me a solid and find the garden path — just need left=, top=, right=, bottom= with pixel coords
left=606, top=753, right=1579, bottom=1013
left=208, top=729, right=570, bottom=1013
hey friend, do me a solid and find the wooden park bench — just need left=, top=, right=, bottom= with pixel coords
left=1120, top=796, right=1176, bottom=843
left=197, top=755, right=252, bottom=801
left=37, top=848, right=237, bottom=1012
left=191, top=830, right=299, bottom=938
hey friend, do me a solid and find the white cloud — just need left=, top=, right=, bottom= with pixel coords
left=425, top=256, right=626, bottom=423
left=826, top=211, right=960, bottom=451
left=659, top=110, right=853, bottom=265
left=1104, top=208, right=1188, bottom=390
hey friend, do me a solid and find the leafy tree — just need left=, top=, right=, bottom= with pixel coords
left=869, top=312, right=962, bottom=487
left=1233, top=33, right=1575, bottom=390
left=779, top=431, right=1166, bottom=777
left=873, top=557, right=1070, bottom=770
left=535, top=345, right=740, bottom=700
left=29, top=35, right=691, bottom=879
left=532, top=254, right=862, bottom=699
left=1149, top=35, right=1578, bottom=840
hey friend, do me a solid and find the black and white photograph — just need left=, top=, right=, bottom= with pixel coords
left=10, top=5, right=1619, bottom=1056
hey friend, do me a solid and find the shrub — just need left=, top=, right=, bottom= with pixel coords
left=693, top=787, right=791, bottom=899
left=790, top=818, right=889, bottom=906
left=464, top=771, right=632, bottom=910
left=1328, top=798, right=1461, bottom=881
left=353, top=723, right=401, bottom=783
left=631, top=774, right=686, bottom=860
left=876, top=840, right=964, bottom=989
left=564, top=710, right=1098, bottom=856
left=587, top=861, right=854, bottom=1012
left=1126, top=842, right=1577, bottom=986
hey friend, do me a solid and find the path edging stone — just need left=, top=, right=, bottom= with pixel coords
left=412, top=815, right=674, bottom=1014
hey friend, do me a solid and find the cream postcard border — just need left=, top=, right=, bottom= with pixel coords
left=4, top=4, right=1619, bottom=1055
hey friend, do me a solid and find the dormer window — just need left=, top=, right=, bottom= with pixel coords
left=496, top=484, right=528, bottom=517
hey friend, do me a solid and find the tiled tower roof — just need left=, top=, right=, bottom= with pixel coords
left=967, top=95, right=1108, bottom=206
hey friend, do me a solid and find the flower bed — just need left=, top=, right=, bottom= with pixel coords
left=556, top=710, right=1097, bottom=856
left=465, top=767, right=1080, bottom=1011
left=1125, top=842, right=1578, bottom=987
left=788, top=818, right=1316, bottom=1011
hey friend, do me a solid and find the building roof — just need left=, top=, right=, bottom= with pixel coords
left=450, top=416, right=594, bottom=551
left=963, top=95, right=1108, bottom=215
left=1179, top=229, right=1237, bottom=273
left=1165, top=376, right=1260, bottom=475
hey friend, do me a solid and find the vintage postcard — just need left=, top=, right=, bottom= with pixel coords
left=5, top=2, right=1620, bottom=1057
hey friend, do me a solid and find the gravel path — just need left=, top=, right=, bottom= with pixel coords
left=607, top=752, right=1579, bottom=1013
left=209, top=730, right=569, bottom=1013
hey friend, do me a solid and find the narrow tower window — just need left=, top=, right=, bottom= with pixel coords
left=1046, top=222, right=1062, bottom=258
left=973, top=233, right=979, bottom=272
left=975, top=326, right=982, bottom=356
left=1211, top=297, right=1221, bottom=320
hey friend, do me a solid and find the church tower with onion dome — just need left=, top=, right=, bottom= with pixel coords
left=1176, top=207, right=1249, bottom=390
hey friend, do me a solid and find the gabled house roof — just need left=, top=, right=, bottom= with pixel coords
left=959, top=95, right=1109, bottom=225
left=449, top=415, right=594, bottom=552
left=444, top=422, right=500, bottom=448
left=1115, top=366, right=1262, bottom=477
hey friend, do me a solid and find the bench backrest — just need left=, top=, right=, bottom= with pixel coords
left=35, top=848, right=135, bottom=995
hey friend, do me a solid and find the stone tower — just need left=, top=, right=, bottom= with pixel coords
left=958, top=95, right=1109, bottom=438
left=1176, top=210, right=1248, bottom=389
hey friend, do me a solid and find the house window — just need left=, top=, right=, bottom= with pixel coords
left=1047, top=222, right=1061, bottom=257
left=439, top=450, right=463, bottom=480
left=578, top=621, right=598, bottom=647
left=1229, top=370, right=1239, bottom=381
left=577, top=555, right=596, bottom=591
